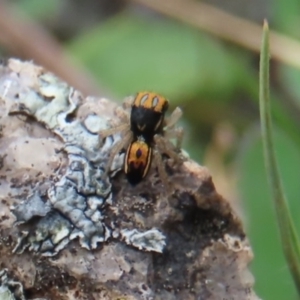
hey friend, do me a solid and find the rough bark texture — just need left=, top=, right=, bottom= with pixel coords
left=0, top=59, right=260, bottom=300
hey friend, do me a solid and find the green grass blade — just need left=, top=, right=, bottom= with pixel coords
left=259, top=20, right=300, bottom=293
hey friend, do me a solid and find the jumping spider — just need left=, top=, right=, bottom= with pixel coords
left=99, top=92, right=185, bottom=187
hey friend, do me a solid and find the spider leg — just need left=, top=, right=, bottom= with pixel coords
left=164, top=107, right=183, bottom=130
left=163, top=106, right=184, bottom=150
left=154, top=134, right=186, bottom=167
left=104, top=130, right=132, bottom=175
left=152, top=146, right=172, bottom=194
left=99, top=123, right=130, bottom=139
left=154, top=135, right=179, bottom=161
left=164, top=126, right=184, bottom=150
left=122, top=96, right=134, bottom=109
left=114, top=105, right=130, bottom=122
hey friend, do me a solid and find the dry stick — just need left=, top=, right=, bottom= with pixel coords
left=131, top=0, right=300, bottom=69
left=0, top=2, right=105, bottom=97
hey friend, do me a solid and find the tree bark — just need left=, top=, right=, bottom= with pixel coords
left=0, top=59, right=260, bottom=300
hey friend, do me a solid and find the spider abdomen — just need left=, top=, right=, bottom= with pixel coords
left=124, top=137, right=152, bottom=185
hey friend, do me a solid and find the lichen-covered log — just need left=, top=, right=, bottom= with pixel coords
left=0, top=59, right=260, bottom=300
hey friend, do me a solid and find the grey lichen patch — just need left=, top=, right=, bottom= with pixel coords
left=12, top=192, right=51, bottom=224
left=0, top=269, right=25, bottom=300
left=2, top=63, right=118, bottom=254
left=1, top=58, right=162, bottom=257
left=0, top=59, right=260, bottom=299
left=120, top=228, right=166, bottom=253
left=13, top=211, right=73, bottom=256
left=0, top=269, right=47, bottom=300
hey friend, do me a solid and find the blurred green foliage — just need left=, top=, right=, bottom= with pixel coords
left=67, top=14, right=251, bottom=102
left=240, top=128, right=300, bottom=299
left=7, top=1, right=300, bottom=299
left=15, top=0, right=61, bottom=20
left=272, top=0, right=300, bottom=115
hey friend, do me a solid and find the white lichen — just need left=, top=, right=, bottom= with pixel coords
left=121, top=228, right=166, bottom=253
left=1, top=59, right=166, bottom=256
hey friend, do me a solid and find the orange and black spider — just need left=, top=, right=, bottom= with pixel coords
left=99, top=91, right=184, bottom=186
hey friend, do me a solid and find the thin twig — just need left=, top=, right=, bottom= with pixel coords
left=132, top=0, right=300, bottom=69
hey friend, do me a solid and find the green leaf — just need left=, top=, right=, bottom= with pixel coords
left=259, top=20, right=300, bottom=295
